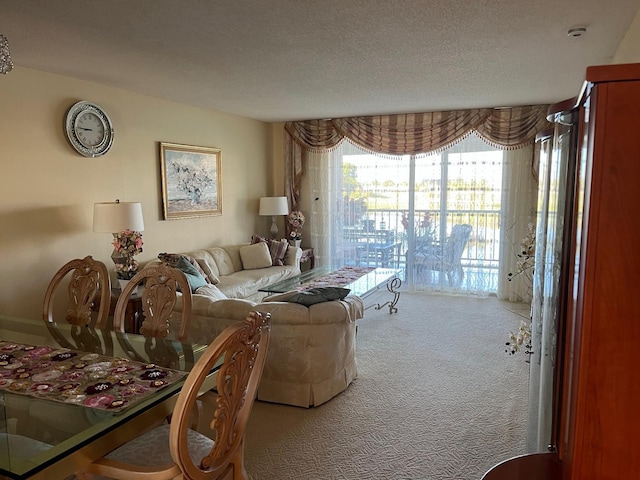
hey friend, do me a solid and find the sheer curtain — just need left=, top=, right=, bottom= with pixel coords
left=497, top=145, right=539, bottom=302
left=285, top=105, right=549, bottom=296
left=300, top=135, right=537, bottom=297
left=301, top=148, right=341, bottom=267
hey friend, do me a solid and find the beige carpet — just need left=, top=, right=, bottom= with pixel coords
left=244, top=291, right=530, bottom=480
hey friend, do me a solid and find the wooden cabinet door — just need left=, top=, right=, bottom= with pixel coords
left=562, top=66, right=640, bottom=480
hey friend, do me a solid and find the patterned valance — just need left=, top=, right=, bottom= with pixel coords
left=283, top=104, right=551, bottom=210
left=285, top=104, right=551, bottom=155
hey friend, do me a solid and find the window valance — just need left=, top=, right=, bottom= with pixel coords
left=285, top=104, right=551, bottom=155
left=283, top=105, right=551, bottom=210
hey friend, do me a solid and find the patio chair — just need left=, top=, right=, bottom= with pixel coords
left=413, top=224, right=473, bottom=286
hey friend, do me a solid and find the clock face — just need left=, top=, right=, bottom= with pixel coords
left=75, top=112, right=105, bottom=147
left=65, top=101, right=114, bottom=157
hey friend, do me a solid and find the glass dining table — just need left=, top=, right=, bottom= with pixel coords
left=0, top=314, right=211, bottom=480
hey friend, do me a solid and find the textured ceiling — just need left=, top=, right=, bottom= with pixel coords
left=2, top=0, right=639, bottom=122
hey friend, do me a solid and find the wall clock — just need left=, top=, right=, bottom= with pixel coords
left=65, top=101, right=114, bottom=157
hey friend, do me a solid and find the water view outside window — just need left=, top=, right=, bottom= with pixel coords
left=338, top=133, right=503, bottom=294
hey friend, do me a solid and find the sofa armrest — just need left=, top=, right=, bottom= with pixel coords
left=284, top=246, right=302, bottom=268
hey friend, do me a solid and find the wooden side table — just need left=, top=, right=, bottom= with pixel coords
left=300, top=247, right=315, bottom=270
left=92, top=288, right=144, bottom=334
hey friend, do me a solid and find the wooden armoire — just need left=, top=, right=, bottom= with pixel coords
left=482, top=63, right=640, bottom=479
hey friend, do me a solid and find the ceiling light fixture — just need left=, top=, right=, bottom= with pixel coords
left=0, top=34, right=14, bottom=74
left=567, top=27, right=587, bottom=37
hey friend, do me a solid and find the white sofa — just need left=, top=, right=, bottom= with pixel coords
left=179, top=295, right=363, bottom=408
left=146, top=243, right=364, bottom=407
left=146, top=243, right=302, bottom=302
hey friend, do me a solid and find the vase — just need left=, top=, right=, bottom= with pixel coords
left=289, top=240, right=302, bottom=248
left=118, top=279, right=138, bottom=295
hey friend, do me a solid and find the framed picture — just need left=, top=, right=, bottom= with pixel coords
left=160, top=142, right=222, bottom=220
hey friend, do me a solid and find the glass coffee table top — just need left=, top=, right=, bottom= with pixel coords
left=259, top=266, right=402, bottom=313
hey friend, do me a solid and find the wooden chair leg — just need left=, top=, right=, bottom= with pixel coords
left=231, top=438, right=248, bottom=480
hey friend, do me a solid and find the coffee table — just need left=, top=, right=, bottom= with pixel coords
left=259, top=266, right=402, bottom=314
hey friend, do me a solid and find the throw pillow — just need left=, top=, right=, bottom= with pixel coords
left=239, top=242, right=272, bottom=270
left=157, top=252, right=182, bottom=267
left=159, top=252, right=214, bottom=285
left=185, top=256, right=211, bottom=283
left=251, top=235, right=289, bottom=266
left=263, top=290, right=299, bottom=302
left=175, top=256, right=208, bottom=292
left=268, top=239, right=289, bottom=266
left=286, top=287, right=351, bottom=306
left=194, top=284, right=228, bottom=300
left=251, top=234, right=269, bottom=244
left=194, top=258, right=220, bottom=285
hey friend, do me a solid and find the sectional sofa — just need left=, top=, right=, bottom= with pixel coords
left=145, top=242, right=364, bottom=407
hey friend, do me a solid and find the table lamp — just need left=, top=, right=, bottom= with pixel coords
left=259, top=196, right=289, bottom=239
left=93, top=200, right=145, bottom=286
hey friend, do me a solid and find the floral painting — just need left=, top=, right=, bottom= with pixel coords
left=160, top=142, right=222, bottom=219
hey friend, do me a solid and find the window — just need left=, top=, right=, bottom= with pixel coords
left=307, top=133, right=505, bottom=295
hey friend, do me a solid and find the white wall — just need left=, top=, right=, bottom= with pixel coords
left=614, top=7, right=640, bottom=63
left=0, top=68, right=278, bottom=319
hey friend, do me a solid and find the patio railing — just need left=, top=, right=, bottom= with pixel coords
left=342, top=208, right=501, bottom=291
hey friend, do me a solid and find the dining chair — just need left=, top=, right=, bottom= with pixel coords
left=43, top=255, right=111, bottom=328
left=114, top=263, right=193, bottom=342
left=83, top=310, right=271, bottom=480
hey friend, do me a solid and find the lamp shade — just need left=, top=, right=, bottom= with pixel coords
left=259, top=196, right=289, bottom=216
left=93, top=201, right=144, bottom=233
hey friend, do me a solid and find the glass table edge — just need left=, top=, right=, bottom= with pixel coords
left=0, top=314, right=210, bottom=479
left=258, top=266, right=401, bottom=297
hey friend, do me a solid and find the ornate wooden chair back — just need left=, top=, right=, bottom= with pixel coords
left=42, top=256, right=111, bottom=328
left=84, top=311, right=271, bottom=480
left=114, top=264, right=192, bottom=342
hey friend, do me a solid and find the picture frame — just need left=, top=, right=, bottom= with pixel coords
left=160, top=142, right=222, bottom=220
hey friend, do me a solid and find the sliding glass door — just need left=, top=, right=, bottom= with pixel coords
left=307, top=133, right=508, bottom=295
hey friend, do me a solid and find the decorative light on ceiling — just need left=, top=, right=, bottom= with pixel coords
left=0, top=34, right=14, bottom=74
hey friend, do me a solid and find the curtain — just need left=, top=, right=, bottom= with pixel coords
left=286, top=105, right=550, bottom=295
left=303, top=149, right=341, bottom=268
left=497, top=145, right=539, bottom=302
left=284, top=105, right=550, bottom=207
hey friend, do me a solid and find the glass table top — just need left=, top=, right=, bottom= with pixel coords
left=0, top=314, right=209, bottom=480
left=259, top=266, right=400, bottom=299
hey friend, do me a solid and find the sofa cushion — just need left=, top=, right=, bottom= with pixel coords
left=220, top=245, right=244, bottom=273
left=186, top=249, right=221, bottom=281
left=239, top=242, right=272, bottom=270
left=285, top=287, right=351, bottom=306
left=193, top=258, right=220, bottom=285
left=215, top=265, right=297, bottom=299
left=194, top=284, right=228, bottom=300
left=251, top=235, right=289, bottom=266
left=175, top=256, right=208, bottom=292
left=209, top=247, right=236, bottom=276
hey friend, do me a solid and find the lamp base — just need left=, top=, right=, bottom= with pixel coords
left=270, top=216, right=279, bottom=240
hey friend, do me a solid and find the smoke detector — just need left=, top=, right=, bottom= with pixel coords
left=567, top=27, right=587, bottom=37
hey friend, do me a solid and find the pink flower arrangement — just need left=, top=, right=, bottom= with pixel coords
left=287, top=211, right=305, bottom=241
left=112, top=229, right=143, bottom=280
left=112, top=229, right=143, bottom=257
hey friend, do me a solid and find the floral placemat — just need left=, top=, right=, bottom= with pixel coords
left=0, top=340, right=185, bottom=412
left=298, top=266, right=374, bottom=291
